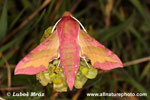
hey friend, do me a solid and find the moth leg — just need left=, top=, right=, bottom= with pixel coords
left=49, top=52, right=60, bottom=68
left=54, top=54, right=60, bottom=69
left=56, top=60, right=60, bottom=69
left=81, top=56, right=91, bottom=68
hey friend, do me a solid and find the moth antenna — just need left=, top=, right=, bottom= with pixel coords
left=51, top=18, right=62, bottom=33
left=71, top=16, right=87, bottom=33
left=82, top=57, right=90, bottom=68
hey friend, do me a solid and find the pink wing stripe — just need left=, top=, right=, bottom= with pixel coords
left=15, top=32, right=59, bottom=75
left=94, top=62, right=123, bottom=70
left=94, top=41, right=123, bottom=70
left=15, top=65, right=46, bottom=75
left=79, top=30, right=123, bottom=70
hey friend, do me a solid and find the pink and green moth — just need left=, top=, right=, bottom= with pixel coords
left=15, top=11, right=123, bottom=90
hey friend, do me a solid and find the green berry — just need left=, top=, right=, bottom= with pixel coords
left=74, top=73, right=88, bottom=89
left=81, top=67, right=89, bottom=75
left=85, top=67, right=98, bottom=79
left=53, top=59, right=59, bottom=65
left=53, top=83, right=67, bottom=92
left=36, top=72, right=48, bottom=86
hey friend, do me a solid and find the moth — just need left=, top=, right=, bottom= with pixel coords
left=15, top=11, right=123, bottom=90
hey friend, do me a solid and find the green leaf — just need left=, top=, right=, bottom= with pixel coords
left=140, top=62, right=150, bottom=80
left=0, top=0, right=8, bottom=40
left=9, top=7, right=26, bottom=30
left=116, top=69, right=150, bottom=99
left=130, top=0, right=150, bottom=30
left=21, top=0, right=34, bottom=11
left=33, top=9, right=46, bottom=27
left=130, top=27, right=150, bottom=54
left=112, top=9, right=150, bottom=54
left=98, top=0, right=105, bottom=16
left=97, top=12, right=135, bottom=42
left=0, top=23, right=32, bottom=53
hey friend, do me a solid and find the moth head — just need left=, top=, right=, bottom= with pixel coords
left=51, top=11, right=87, bottom=33
left=62, top=11, right=72, bottom=17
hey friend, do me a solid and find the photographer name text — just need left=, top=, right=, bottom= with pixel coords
left=7, top=92, right=45, bottom=97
